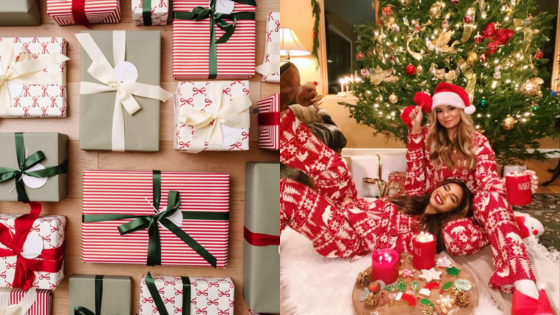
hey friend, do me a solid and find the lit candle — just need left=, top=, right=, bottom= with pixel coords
left=339, top=78, right=345, bottom=93
left=371, top=249, right=399, bottom=285
left=505, top=171, right=532, bottom=206
left=412, top=231, right=436, bottom=270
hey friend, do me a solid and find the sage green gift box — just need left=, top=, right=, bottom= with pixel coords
left=243, top=163, right=280, bottom=313
left=0, top=132, right=68, bottom=202
left=79, top=30, right=162, bottom=152
left=0, top=0, right=40, bottom=26
left=68, top=275, right=132, bottom=315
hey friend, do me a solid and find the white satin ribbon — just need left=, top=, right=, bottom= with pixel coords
left=178, top=82, right=251, bottom=153
left=0, top=41, right=69, bottom=116
left=75, top=32, right=173, bottom=152
left=0, top=288, right=38, bottom=315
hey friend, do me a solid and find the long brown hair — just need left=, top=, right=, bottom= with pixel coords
left=388, top=179, right=474, bottom=253
left=426, top=109, right=477, bottom=171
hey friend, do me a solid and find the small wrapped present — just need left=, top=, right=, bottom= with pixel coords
left=68, top=275, right=131, bottom=315
left=0, top=203, right=65, bottom=290
left=140, top=273, right=234, bottom=315
left=132, top=0, right=169, bottom=25
left=0, top=132, right=68, bottom=202
left=0, top=37, right=69, bottom=118
left=82, top=170, right=230, bottom=267
left=172, top=0, right=256, bottom=79
left=257, top=94, right=279, bottom=150
left=0, top=288, right=52, bottom=315
left=243, top=163, right=280, bottom=313
left=388, top=171, right=406, bottom=196
left=76, top=30, right=173, bottom=152
left=174, top=81, right=251, bottom=153
left=47, top=0, right=120, bottom=26
left=256, top=12, right=280, bottom=83
left=0, top=0, right=40, bottom=26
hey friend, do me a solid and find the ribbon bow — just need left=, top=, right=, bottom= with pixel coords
left=75, top=32, right=173, bottom=152
left=145, top=273, right=192, bottom=315
left=0, top=288, right=38, bottom=315
left=179, top=82, right=251, bottom=153
left=243, top=227, right=279, bottom=247
left=74, top=275, right=104, bottom=315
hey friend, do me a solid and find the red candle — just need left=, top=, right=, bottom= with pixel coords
left=412, top=232, right=436, bottom=270
left=506, top=172, right=532, bottom=206
left=371, top=249, right=399, bottom=285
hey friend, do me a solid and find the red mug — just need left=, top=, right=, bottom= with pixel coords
left=505, top=172, right=532, bottom=206
left=412, top=232, right=436, bottom=270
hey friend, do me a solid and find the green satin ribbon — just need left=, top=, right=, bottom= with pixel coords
left=0, top=133, right=68, bottom=202
left=82, top=171, right=228, bottom=267
left=145, top=273, right=192, bottom=315
left=74, top=275, right=104, bottom=315
left=182, top=277, right=191, bottom=315
left=173, top=0, right=257, bottom=79
left=143, top=0, right=152, bottom=26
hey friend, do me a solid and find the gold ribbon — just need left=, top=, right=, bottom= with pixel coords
left=370, top=66, right=399, bottom=85
left=0, top=288, right=37, bottom=315
left=0, top=41, right=69, bottom=116
left=513, top=19, right=533, bottom=53
left=461, top=8, right=476, bottom=42
left=427, top=30, right=459, bottom=54
left=179, top=82, right=251, bottom=153
left=407, top=33, right=423, bottom=61
left=75, top=32, right=173, bottom=152
left=429, top=63, right=458, bottom=82
left=457, top=58, right=476, bottom=98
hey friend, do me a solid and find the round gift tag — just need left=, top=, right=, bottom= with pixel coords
left=221, top=125, right=242, bottom=148
left=7, top=80, right=24, bottom=99
left=159, top=208, right=184, bottom=231
left=113, top=61, right=139, bottom=83
left=21, top=231, right=44, bottom=259
left=213, top=0, right=235, bottom=14
left=22, top=164, right=49, bottom=189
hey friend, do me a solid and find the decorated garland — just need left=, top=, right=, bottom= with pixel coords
left=311, top=0, right=320, bottom=68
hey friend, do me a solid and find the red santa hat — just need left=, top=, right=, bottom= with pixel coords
left=431, top=82, right=476, bottom=115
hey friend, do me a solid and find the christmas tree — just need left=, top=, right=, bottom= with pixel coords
left=341, top=0, right=559, bottom=163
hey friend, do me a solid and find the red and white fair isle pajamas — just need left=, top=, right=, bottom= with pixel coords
left=280, top=110, right=488, bottom=260
left=406, top=127, right=535, bottom=292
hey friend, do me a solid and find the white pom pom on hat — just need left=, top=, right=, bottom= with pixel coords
left=431, top=82, right=476, bottom=115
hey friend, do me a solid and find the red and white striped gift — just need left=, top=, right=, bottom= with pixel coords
left=47, top=0, right=120, bottom=26
left=0, top=288, right=53, bottom=315
left=172, top=0, right=256, bottom=80
left=82, top=170, right=230, bottom=267
left=258, top=94, right=279, bottom=150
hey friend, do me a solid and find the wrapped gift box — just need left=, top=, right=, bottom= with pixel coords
left=47, top=0, right=120, bottom=26
left=172, top=0, right=256, bottom=79
left=256, top=12, right=280, bottom=83
left=0, top=37, right=68, bottom=118
left=173, top=81, right=251, bottom=153
left=0, top=133, right=68, bottom=202
left=350, top=153, right=406, bottom=198
left=82, top=170, right=230, bottom=267
left=257, top=94, right=279, bottom=150
left=132, top=0, right=169, bottom=25
left=0, top=0, right=40, bottom=26
left=140, top=274, right=234, bottom=315
left=0, top=288, right=52, bottom=315
left=388, top=171, right=406, bottom=196
left=68, top=275, right=131, bottom=315
left=243, top=163, right=280, bottom=313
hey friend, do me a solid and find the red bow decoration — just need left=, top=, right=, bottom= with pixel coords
left=0, top=202, right=65, bottom=290
left=243, top=226, right=280, bottom=247
left=482, top=22, right=514, bottom=55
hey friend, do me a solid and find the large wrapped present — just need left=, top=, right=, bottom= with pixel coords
left=0, top=37, right=69, bottom=118
left=173, top=81, right=251, bottom=153
left=257, top=94, right=279, bottom=151
left=256, top=12, right=280, bottom=83
left=0, top=0, right=40, bottom=26
left=0, top=203, right=65, bottom=290
left=76, top=30, right=173, bottom=152
left=172, top=0, right=256, bottom=80
left=47, top=0, right=120, bottom=26
left=140, top=273, right=234, bottom=315
left=132, top=0, right=169, bottom=25
left=243, top=163, right=280, bottom=313
left=0, top=133, right=68, bottom=202
left=82, top=170, right=230, bottom=267
left=68, top=275, right=131, bottom=315
left=0, top=288, right=52, bottom=315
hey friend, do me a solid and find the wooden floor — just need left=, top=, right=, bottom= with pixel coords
left=0, top=1, right=280, bottom=314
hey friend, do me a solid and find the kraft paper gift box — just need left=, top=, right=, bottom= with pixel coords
left=0, top=288, right=53, bottom=315
left=172, top=0, right=256, bottom=80
left=68, top=275, right=131, bottom=315
left=0, top=37, right=69, bottom=118
left=82, top=170, right=230, bottom=267
left=256, top=12, right=280, bottom=83
left=132, top=0, right=169, bottom=25
left=243, top=163, right=280, bottom=313
left=257, top=94, right=279, bottom=151
left=173, top=81, right=251, bottom=153
left=139, top=273, right=234, bottom=315
left=0, top=133, right=68, bottom=202
left=0, top=0, right=40, bottom=26
left=77, top=30, right=172, bottom=152
left=47, top=0, right=120, bottom=26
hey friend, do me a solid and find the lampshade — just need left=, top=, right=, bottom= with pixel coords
left=280, top=28, right=311, bottom=57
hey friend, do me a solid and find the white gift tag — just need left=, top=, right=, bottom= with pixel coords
left=22, top=164, right=48, bottom=189
left=21, top=231, right=44, bottom=259
left=113, top=61, right=139, bottom=83
left=221, top=125, right=242, bottom=148
left=214, top=0, right=235, bottom=14
left=7, top=80, right=24, bottom=99
left=159, top=208, right=184, bottom=231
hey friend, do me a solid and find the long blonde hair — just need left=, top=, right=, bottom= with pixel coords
left=426, top=109, right=477, bottom=171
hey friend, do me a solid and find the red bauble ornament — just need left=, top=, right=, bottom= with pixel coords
left=389, top=55, right=395, bottom=61
left=463, top=16, right=472, bottom=24
left=474, top=32, right=483, bottom=44
left=357, top=52, right=365, bottom=59
left=534, top=50, right=544, bottom=59
left=480, top=54, right=487, bottom=62
left=406, top=64, right=416, bottom=76
left=451, top=0, right=459, bottom=4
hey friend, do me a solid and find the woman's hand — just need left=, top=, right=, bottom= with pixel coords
left=524, top=170, right=539, bottom=194
left=409, top=106, right=423, bottom=134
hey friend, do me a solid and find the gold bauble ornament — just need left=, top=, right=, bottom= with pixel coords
left=376, top=95, right=383, bottom=102
left=389, top=93, right=399, bottom=104
left=417, top=65, right=424, bottom=75
left=521, top=77, right=545, bottom=97
left=501, top=115, right=517, bottom=130
left=467, top=51, right=478, bottom=66
left=429, top=2, right=442, bottom=19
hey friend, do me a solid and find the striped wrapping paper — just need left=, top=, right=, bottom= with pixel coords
left=0, top=288, right=53, bottom=315
left=82, top=170, right=230, bottom=267
left=47, top=0, right=120, bottom=26
left=172, top=0, right=256, bottom=80
left=258, top=94, right=279, bottom=150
